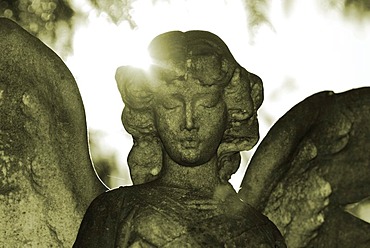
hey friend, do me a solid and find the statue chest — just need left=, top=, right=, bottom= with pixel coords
left=115, top=188, right=283, bottom=247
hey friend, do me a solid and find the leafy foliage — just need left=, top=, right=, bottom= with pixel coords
left=346, top=0, right=370, bottom=11
left=242, top=0, right=271, bottom=34
left=0, top=0, right=74, bottom=57
left=2, top=0, right=369, bottom=56
left=88, top=0, right=136, bottom=27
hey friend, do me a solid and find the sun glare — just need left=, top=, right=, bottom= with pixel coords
left=67, top=0, right=370, bottom=191
left=119, top=31, right=153, bottom=71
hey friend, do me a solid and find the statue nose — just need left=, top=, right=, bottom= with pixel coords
left=184, top=103, right=197, bottom=131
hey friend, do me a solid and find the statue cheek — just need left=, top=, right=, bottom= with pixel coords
left=155, top=108, right=183, bottom=132
left=199, top=105, right=227, bottom=131
left=195, top=112, right=226, bottom=150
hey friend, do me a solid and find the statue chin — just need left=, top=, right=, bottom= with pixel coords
left=170, top=149, right=214, bottom=167
left=177, top=159, right=204, bottom=167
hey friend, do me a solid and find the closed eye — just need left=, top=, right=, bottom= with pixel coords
left=198, top=96, right=220, bottom=108
left=160, top=97, right=182, bottom=110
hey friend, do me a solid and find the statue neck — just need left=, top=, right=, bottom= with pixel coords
left=155, top=152, right=222, bottom=197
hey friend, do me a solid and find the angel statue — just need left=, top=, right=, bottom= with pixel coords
left=0, top=17, right=369, bottom=247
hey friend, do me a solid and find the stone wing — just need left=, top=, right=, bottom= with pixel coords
left=0, top=18, right=105, bottom=246
left=239, top=87, right=370, bottom=247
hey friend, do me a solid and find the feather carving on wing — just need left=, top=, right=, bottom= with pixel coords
left=239, top=88, right=370, bottom=247
left=0, top=18, right=105, bottom=246
left=2, top=17, right=370, bottom=247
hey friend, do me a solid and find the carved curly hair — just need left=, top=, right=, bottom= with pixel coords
left=116, top=31, right=263, bottom=184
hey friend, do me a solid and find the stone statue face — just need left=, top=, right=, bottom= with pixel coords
left=153, top=74, right=227, bottom=166
left=116, top=30, right=264, bottom=183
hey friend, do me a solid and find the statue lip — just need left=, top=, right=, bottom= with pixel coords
left=182, top=140, right=199, bottom=148
left=180, top=136, right=199, bottom=148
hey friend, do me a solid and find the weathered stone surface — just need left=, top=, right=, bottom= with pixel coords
left=75, top=184, right=285, bottom=247
left=0, top=18, right=105, bottom=246
left=240, top=88, right=370, bottom=247
left=74, top=31, right=286, bottom=247
left=3, top=17, right=368, bottom=247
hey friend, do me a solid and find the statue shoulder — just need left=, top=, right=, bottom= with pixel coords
left=82, top=186, right=143, bottom=217
left=73, top=186, right=134, bottom=248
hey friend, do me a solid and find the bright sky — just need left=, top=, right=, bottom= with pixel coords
left=65, top=0, right=370, bottom=205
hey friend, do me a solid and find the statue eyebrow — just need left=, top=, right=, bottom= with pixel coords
left=176, top=75, right=186, bottom=81
left=195, top=88, right=221, bottom=97
left=165, top=93, right=183, bottom=100
left=164, top=75, right=186, bottom=83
